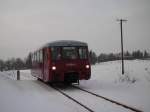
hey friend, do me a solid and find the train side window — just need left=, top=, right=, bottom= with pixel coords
left=36, top=52, right=38, bottom=62
left=37, top=52, right=39, bottom=62
left=33, top=53, right=35, bottom=62
left=39, top=50, right=43, bottom=63
left=33, top=53, right=34, bottom=62
left=35, top=53, right=36, bottom=62
left=31, top=54, right=34, bottom=63
left=34, top=53, right=36, bottom=62
left=38, top=51, right=40, bottom=63
left=35, top=52, right=37, bottom=62
left=79, top=47, right=87, bottom=59
left=44, top=50, right=48, bottom=61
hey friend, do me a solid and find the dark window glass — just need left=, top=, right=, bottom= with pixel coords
left=62, top=47, right=78, bottom=59
left=31, top=54, right=33, bottom=62
left=79, top=47, right=87, bottom=59
left=34, top=53, right=36, bottom=62
left=39, top=50, right=43, bottom=62
left=51, top=47, right=61, bottom=60
left=32, top=54, right=34, bottom=62
left=35, top=53, right=37, bottom=62
left=44, top=51, right=47, bottom=61
left=37, top=51, right=40, bottom=62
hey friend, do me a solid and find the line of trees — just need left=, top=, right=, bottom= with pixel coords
left=0, top=53, right=32, bottom=71
left=0, top=50, right=149, bottom=71
left=89, top=50, right=150, bottom=65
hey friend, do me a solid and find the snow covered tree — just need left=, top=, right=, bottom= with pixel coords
left=89, top=50, right=97, bottom=65
left=144, top=50, right=149, bottom=58
left=132, top=50, right=143, bottom=59
left=0, top=59, right=4, bottom=71
left=15, top=58, right=25, bottom=70
left=124, top=51, right=131, bottom=57
left=97, top=53, right=108, bottom=62
left=25, top=53, right=32, bottom=69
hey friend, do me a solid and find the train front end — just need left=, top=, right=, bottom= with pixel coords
left=49, top=41, right=91, bottom=84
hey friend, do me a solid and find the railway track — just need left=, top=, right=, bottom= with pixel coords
left=50, top=84, right=143, bottom=112
left=51, top=85, right=94, bottom=112
left=71, top=85, right=143, bottom=112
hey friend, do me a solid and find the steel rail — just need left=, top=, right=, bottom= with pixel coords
left=72, top=85, right=143, bottom=112
left=51, top=85, right=95, bottom=112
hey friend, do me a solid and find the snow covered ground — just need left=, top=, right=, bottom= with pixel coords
left=80, top=59, right=150, bottom=112
left=0, top=59, right=150, bottom=112
left=0, top=72, right=88, bottom=112
left=1, top=69, right=36, bottom=80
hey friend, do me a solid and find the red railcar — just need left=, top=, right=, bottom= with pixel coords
left=31, top=40, right=91, bottom=84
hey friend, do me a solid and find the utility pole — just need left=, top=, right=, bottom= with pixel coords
left=117, top=19, right=127, bottom=75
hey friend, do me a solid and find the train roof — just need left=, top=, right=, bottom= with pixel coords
left=43, top=40, right=88, bottom=47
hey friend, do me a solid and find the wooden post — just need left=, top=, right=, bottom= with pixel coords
left=17, top=70, right=20, bottom=80
left=120, top=20, right=124, bottom=74
left=117, top=19, right=127, bottom=75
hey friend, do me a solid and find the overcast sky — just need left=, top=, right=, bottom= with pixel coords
left=0, top=0, right=150, bottom=60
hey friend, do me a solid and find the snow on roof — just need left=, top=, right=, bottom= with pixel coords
left=44, top=40, right=88, bottom=47
left=32, top=40, right=88, bottom=53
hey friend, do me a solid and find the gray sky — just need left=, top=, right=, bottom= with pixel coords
left=0, top=0, right=150, bottom=60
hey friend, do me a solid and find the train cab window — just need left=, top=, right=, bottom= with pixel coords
left=62, top=47, right=78, bottom=60
left=79, top=47, right=87, bottom=59
left=51, top=47, right=61, bottom=60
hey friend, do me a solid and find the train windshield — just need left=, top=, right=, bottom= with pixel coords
left=51, top=46, right=88, bottom=60
left=62, top=47, right=78, bottom=59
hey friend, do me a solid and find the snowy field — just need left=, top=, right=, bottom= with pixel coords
left=1, top=69, right=36, bottom=80
left=80, top=60, right=150, bottom=112
left=0, top=60, right=150, bottom=112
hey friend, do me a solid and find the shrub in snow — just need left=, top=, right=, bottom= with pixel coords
left=117, top=73, right=137, bottom=84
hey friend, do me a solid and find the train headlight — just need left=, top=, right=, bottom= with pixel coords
left=85, top=65, right=90, bottom=69
left=52, top=66, right=56, bottom=70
